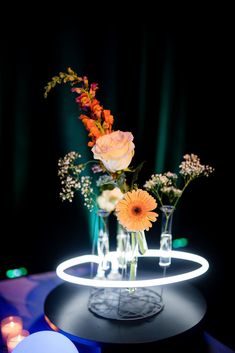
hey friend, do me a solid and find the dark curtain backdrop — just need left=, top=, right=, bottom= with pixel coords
left=0, top=8, right=233, bottom=349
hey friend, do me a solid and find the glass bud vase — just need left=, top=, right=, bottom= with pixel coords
left=125, top=232, right=139, bottom=292
left=116, top=222, right=131, bottom=270
left=124, top=230, right=148, bottom=291
left=159, top=205, right=174, bottom=267
left=96, top=209, right=110, bottom=276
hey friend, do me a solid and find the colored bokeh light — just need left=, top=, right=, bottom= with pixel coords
left=6, top=267, right=28, bottom=279
left=173, top=238, right=188, bottom=249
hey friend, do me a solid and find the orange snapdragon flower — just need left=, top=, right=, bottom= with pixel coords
left=79, top=115, right=102, bottom=146
left=76, top=92, right=92, bottom=109
left=102, top=110, right=114, bottom=132
left=90, top=99, right=102, bottom=119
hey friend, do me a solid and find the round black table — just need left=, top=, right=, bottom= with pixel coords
left=44, top=282, right=207, bottom=352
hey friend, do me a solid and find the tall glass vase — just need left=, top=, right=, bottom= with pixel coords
left=116, top=222, right=131, bottom=270
left=96, top=209, right=110, bottom=277
left=125, top=232, right=138, bottom=283
left=123, top=230, right=148, bottom=287
left=159, top=205, right=174, bottom=267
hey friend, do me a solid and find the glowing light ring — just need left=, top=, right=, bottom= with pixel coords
left=56, top=250, right=209, bottom=288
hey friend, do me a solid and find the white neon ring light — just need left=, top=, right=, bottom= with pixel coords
left=56, top=250, right=209, bottom=288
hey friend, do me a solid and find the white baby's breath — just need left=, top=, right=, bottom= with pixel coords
left=144, top=153, right=214, bottom=208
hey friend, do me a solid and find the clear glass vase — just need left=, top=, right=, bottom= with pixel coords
left=126, top=232, right=139, bottom=279
left=159, top=205, right=174, bottom=267
left=122, top=229, right=148, bottom=291
left=116, top=222, right=131, bottom=270
left=96, top=209, right=110, bottom=277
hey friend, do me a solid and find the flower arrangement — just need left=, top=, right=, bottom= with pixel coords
left=44, top=67, right=214, bottom=239
left=45, top=67, right=215, bottom=283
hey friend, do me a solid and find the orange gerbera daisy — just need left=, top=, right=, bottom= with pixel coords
left=115, top=189, right=158, bottom=231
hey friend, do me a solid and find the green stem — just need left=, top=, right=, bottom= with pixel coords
left=131, top=232, right=136, bottom=259
left=161, top=206, right=174, bottom=234
left=164, top=213, right=170, bottom=233
left=173, top=179, right=191, bottom=209
left=152, top=189, right=164, bottom=207
left=137, top=231, right=147, bottom=255
left=127, top=232, right=137, bottom=293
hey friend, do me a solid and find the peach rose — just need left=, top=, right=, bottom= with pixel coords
left=91, top=130, right=135, bottom=172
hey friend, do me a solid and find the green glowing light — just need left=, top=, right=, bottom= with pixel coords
left=6, top=270, right=14, bottom=279
left=6, top=267, right=28, bottom=279
left=173, top=238, right=188, bottom=249
left=20, top=267, right=28, bottom=275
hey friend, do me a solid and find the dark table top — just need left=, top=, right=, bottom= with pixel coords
left=44, top=281, right=207, bottom=345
